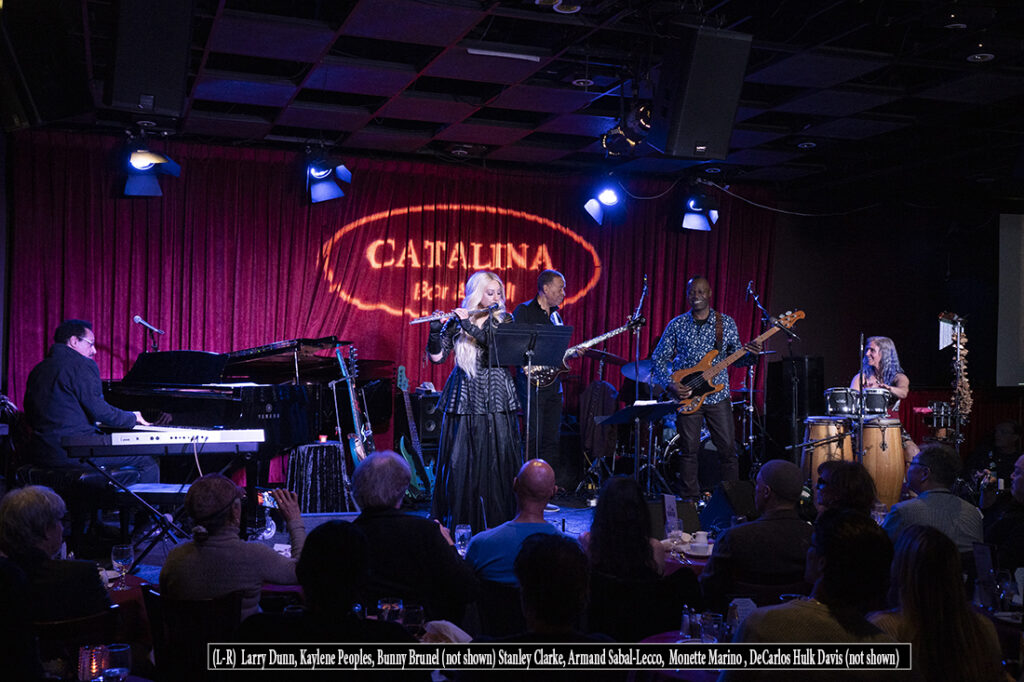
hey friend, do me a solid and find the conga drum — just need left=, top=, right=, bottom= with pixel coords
left=860, top=419, right=905, bottom=507
left=802, top=417, right=853, bottom=486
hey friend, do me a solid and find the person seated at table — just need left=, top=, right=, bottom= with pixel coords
left=581, top=475, right=700, bottom=641
left=236, top=520, right=417, bottom=640
left=159, top=474, right=304, bottom=620
left=465, top=458, right=561, bottom=585
left=352, top=451, right=476, bottom=622
left=881, top=442, right=982, bottom=554
left=816, top=460, right=877, bottom=517
left=580, top=475, right=666, bottom=577
left=0, top=485, right=110, bottom=621
left=983, top=453, right=1024, bottom=576
left=0, top=555, right=42, bottom=681
left=722, top=509, right=897, bottom=681
left=869, top=525, right=1002, bottom=682
left=701, top=459, right=813, bottom=610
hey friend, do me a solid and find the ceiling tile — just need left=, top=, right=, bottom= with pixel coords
left=376, top=92, right=479, bottom=123
left=193, top=72, right=297, bottom=106
left=537, top=114, right=618, bottom=137
left=276, top=103, right=373, bottom=131
left=340, top=0, right=483, bottom=46
left=775, top=90, right=896, bottom=116
left=183, top=111, right=272, bottom=139
left=486, top=145, right=572, bottom=163
left=209, top=11, right=335, bottom=61
left=915, top=73, right=1024, bottom=103
left=802, top=118, right=908, bottom=139
left=435, top=120, right=532, bottom=145
left=425, top=47, right=545, bottom=84
left=310, top=57, right=417, bottom=96
left=343, top=127, right=433, bottom=152
left=491, top=84, right=600, bottom=113
left=747, top=52, right=887, bottom=88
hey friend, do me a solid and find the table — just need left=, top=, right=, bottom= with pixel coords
left=627, top=631, right=721, bottom=682
left=107, top=574, right=153, bottom=674
left=665, top=552, right=710, bottom=577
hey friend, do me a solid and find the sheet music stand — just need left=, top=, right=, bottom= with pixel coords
left=491, top=324, right=573, bottom=459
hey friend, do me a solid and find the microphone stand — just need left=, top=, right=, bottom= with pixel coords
left=630, top=276, right=648, bottom=485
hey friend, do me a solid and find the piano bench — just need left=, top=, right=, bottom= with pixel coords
left=113, top=483, right=190, bottom=544
left=16, top=464, right=142, bottom=554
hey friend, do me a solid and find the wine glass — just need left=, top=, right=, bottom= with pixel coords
left=110, top=544, right=133, bottom=591
left=102, top=643, right=131, bottom=682
left=376, top=597, right=403, bottom=623
left=454, top=524, right=472, bottom=557
left=997, top=569, right=1020, bottom=612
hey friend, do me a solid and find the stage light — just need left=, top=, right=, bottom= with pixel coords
left=122, top=142, right=180, bottom=197
left=306, top=149, right=351, bottom=204
left=584, top=180, right=624, bottom=225
left=601, top=104, right=651, bottom=157
left=681, top=192, right=720, bottom=231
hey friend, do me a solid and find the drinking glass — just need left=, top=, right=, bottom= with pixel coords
left=454, top=524, right=472, bottom=557
left=377, top=597, right=403, bottom=623
left=101, top=643, right=131, bottom=682
left=700, top=612, right=723, bottom=643
left=402, top=604, right=426, bottom=638
left=110, top=544, right=133, bottom=591
left=77, top=645, right=108, bottom=682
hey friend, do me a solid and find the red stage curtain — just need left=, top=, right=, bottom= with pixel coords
left=7, top=130, right=777, bottom=425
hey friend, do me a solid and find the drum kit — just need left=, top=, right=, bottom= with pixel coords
left=797, top=387, right=904, bottom=507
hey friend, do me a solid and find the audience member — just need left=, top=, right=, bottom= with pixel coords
left=870, top=525, right=1002, bottom=682
left=159, top=474, right=305, bottom=619
left=722, top=509, right=896, bottom=681
left=701, top=459, right=813, bottom=610
left=237, top=520, right=416, bottom=641
left=462, top=534, right=625, bottom=681
left=968, top=421, right=1022, bottom=486
left=984, top=453, right=1024, bottom=575
left=0, top=485, right=110, bottom=621
left=582, top=475, right=700, bottom=642
left=580, top=475, right=665, bottom=578
left=352, top=451, right=476, bottom=622
left=0, top=556, right=42, bottom=680
left=816, top=461, right=877, bottom=517
left=881, top=442, right=982, bottom=553
left=465, top=459, right=560, bottom=585
left=813, top=459, right=843, bottom=514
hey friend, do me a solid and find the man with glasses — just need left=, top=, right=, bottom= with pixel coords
left=24, top=318, right=157, bottom=481
left=881, top=442, right=982, bottom=553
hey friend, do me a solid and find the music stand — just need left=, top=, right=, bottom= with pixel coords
left=491, top=324, right=573, bottom=459
left=600, top=401, right=679, bottom=497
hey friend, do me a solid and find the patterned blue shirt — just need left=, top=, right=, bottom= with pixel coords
left=651, top=310, right=752, bottom=405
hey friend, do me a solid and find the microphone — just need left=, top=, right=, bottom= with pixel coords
left=132, top=315, right=165, bottom=335
left=745, top=280, right=754, bottom=301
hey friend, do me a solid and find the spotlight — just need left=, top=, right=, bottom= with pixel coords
left=601, top=104, right=652, bottom=157
left=681, top=192, right=719, bottom=232
left=122, top=142, right=179, bottom=197
left=306, top=149, right=351, bottom=204
left=584, top=181, right=624, bottom=225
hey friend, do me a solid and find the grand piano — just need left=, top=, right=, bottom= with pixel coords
left=104, top=337, right=392, bottom=454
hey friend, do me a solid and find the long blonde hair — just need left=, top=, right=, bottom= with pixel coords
left=454, top=271, right=507, bottom=377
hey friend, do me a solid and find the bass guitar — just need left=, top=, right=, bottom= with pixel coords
left=336, top=345, right=376, bottom=467
left=525, top=316, right=644, bottom=388
left=396, top=365, right=435, bottom=500
left=672, top=310, right=804, bottom=415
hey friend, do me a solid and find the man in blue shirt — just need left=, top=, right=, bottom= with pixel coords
left=465, top=458, right=560, bottom=585
left=652, top=277, right=758, bottom=499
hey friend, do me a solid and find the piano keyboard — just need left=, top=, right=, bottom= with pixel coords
left=62, top=427, right=266, bottom=457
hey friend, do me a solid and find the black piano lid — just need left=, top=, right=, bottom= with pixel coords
left=123, top=351, right=229, bottom=385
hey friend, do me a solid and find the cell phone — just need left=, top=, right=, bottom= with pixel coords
left=255, top=488, right=278, bottom=509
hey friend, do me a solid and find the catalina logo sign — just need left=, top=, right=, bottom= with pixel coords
left=320, top=203, right=602, bottom=318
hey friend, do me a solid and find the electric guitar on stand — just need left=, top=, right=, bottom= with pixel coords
left=336, top=345, right=376, bottom=467
left=672, top=310, right=804, bottom=415
left=396, top=366, right=434, bottom=500
left=524, top=317, right=644, bottom=388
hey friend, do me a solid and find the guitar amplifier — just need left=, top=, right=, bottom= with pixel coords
left=393, top=390, right=442, bottom=454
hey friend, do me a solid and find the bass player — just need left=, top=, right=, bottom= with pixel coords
left=651, top=276, right=760, bottom=500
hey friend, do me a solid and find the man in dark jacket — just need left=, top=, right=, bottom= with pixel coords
left=24, top=318, right=156, bottom=480
left=352, top=451, right=477, bottom=622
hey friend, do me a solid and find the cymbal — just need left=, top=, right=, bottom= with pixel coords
left=582, top=348, right=626, bottom=365
left=621, top=359, right=658, bottom=384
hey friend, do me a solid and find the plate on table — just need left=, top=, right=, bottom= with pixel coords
left=684, top=544, right=712, bottom=558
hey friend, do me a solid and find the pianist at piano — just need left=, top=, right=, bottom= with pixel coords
left=23, top=319, right=159, bottom=482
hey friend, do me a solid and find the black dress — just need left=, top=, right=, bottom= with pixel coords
left=430, top=313, right=522, bottom=532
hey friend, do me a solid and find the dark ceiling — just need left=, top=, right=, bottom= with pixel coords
left=4, top=0, right=1024, bottom=207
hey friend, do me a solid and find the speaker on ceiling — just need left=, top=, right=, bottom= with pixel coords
left=648, top=27, right=752, bottom=160
left=109, top=0, right=193, bottom=118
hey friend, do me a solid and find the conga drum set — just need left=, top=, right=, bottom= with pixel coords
left=797, top=387, right=905, bottom=507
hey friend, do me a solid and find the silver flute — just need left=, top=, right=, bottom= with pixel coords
left=409, top=303, right=499, bottom=325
